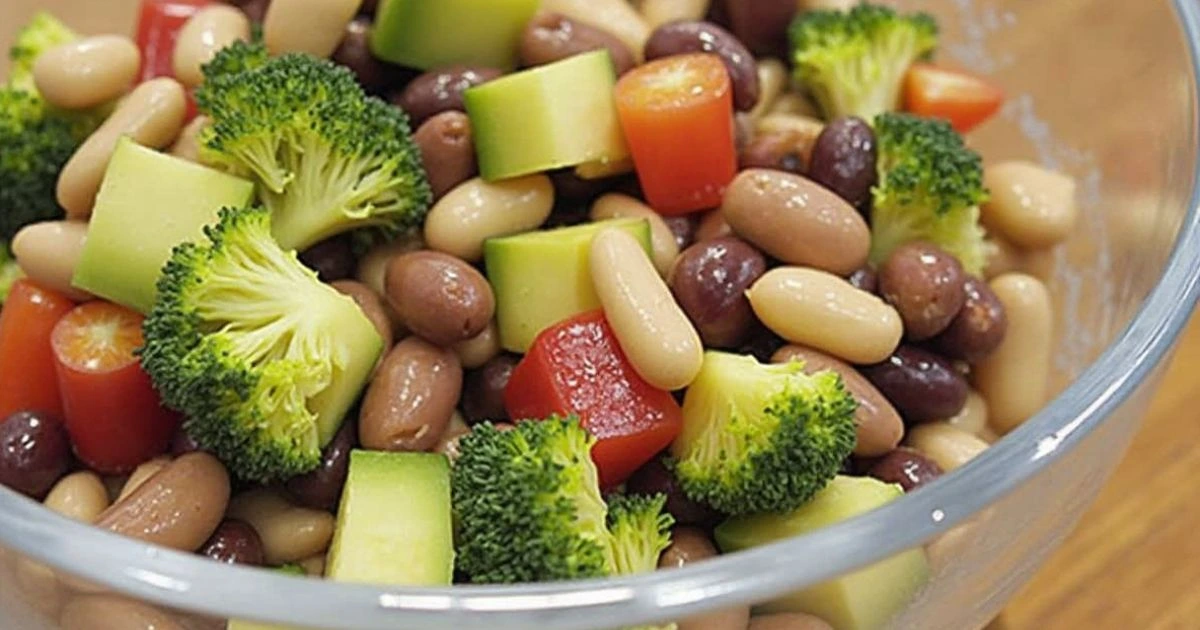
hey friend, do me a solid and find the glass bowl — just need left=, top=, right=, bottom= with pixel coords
left=2, top=1, right=1199, bottom=628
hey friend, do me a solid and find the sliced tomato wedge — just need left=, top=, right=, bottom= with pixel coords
left=903, top=63, right=1004, bottom=133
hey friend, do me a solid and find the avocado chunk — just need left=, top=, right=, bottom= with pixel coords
left=485, top=218, right=651, bottom=353
left=715, top=476, right=930, bottom=630
left=370, top=0, right=539, bottom=70
left=326, top=450, right=454, bottom=586
left=72, top=138, right=255, bottom=313
left=465, top=50, right=630, bottom=181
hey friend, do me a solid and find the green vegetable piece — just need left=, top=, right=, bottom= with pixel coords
left=484, top=217, right=651, bottom=353
left=7, top=12, right=77, bottom=93
left=465, top=50, right=630, bottom=181
left=670, top=352, right=858, bottom=515
left=140, top=206, right=384, bottom=483
left=869, top=112, right=988, bottom=274
left=369, top=0, right=540, bottom=71
left=788, top=3, right=938, bottom=121
left=451, top=417, right=673, bottom=584
left=72, top=138, right=256, bottom=313
left=716, top=476, right=931, bottom=630
left=326, top=450, right=454, bottom=586
left=0, top=241, right=22, bottom=304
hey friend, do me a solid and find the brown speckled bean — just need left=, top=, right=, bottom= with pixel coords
left=520, top=13, right=635, bottom=75
left=413, top=111, right=480, bottom=201
left=385, top=251, right=495, bottom=346
left=394, top=66, right=503, bottom=126
left=332, top=280, right=394, bottom=352
left=878, top=241, right=967, bottom=341
left=359, top=337, right=463, bottom=452
left=932, top=276, right=1008, bottom=363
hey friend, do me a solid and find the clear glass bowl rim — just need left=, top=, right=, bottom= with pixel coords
left=4, top=4, right=1200, bottom=629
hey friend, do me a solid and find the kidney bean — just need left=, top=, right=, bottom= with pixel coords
left=866, top=447, right=943, bottom=492
left=264, top=0, right=361, bottom=57
left=748, top=613, right=835, bottom=630
left=847, top=266, right=878, bottom=294
left=807, top=117, right=877, bottom=210
left=96, top=452, right=230, bottom=552
left=626, top=458, right=718, bottom=526
left=359, top=338, right=463, bottom=452
left=906, top=422, right=989, bottom=472
left=227, top=488, right=334, bottom=564
left=285, top=419, right=357, bottom=511
left=237, top=0, right=271, bottom=23
left=738, top=325, right=785, bottom=364
left=662, top=215, right=698, bottom=251
left=540, top=0, right=651, bottom=62
left=860, top=345, right=969, bottom=424
left=385, top=251, right=495, bottom=347
left=669, top=237, right=766, bottom=349
left=644, top=21, right=759, bottom=111
left=982, top=161, right=1078, bottom=250
left=695, top=209, right=733, bottom=242
left=299, top=235, right=356, bottom=282
left=200, top=519, right=266, bottom=566
left=33, top=36, right=140, bottom=110
left=0, top=411, right=70, bottom=499
left=425, top=174, right=554, bottom=262
left=549, top=169, right=620, bottom=203
left=462, top=354, right=518, bottom=423
left=332, top=17, right=398, bottom=94
left=721, top=0, right=797, bottom=57
left=878, top=241, right=967, bottom=341
left=973, top=273, right=1052, bottom=434
left=772, top=345, right=903, bottom=457
left=169, top=426, right=203, bottom=456
left=738, top=132, right=806, bottom=175
left=360, top=0, right=377, bottom=14
left=931, top=276, right=1008, bottom=362
left=413, top=111, right=479, bottom=201
left=393, top=66, right=503, bottom=126
left=332, top=280, right=394, bottom=353
left=519, top=13, right=635, bottom=75
left=722, top=169, right=869, bottom=276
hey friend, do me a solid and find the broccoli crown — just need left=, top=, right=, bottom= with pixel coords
left=196, top=42, right=431, bottom=251
left=869, top=112, right=989, bottom=273
left=140, top=206, right=383, bottom=483
left=8, top=12, right=77, bottom=93
left=451, top=417, right=675, bottom=584
left=670, top=352, right=858, bottom=515
left=0, top=241, right=22, bottom=303
left=789, top=3, right=938, bottom=121
left=0, top=89, right=87, bottom=241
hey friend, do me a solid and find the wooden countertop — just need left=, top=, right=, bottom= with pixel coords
left=1001, top=313, right=1200, bottom=628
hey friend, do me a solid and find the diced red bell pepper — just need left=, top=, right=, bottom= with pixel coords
left=135, top=0, right=211, bottom=119
left=505, top=310, right=683, bottom=488
left=0, top=279, right=76, bottom=421
left=903, top=63, right=1004, bottom=134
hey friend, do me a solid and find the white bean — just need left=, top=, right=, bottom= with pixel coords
left=424, top=175, right=554, bottom=262
left=906, top=422, right=989, bottom=472
left=44, top=471, right=110, bottom=523
left=227, top=489, right=335, bottom=565
left=973, top=273, right=1053, bottom=434
left=982, top=162, right=1078, bottom=250
left=11, top=220, right=92, bottom=301
left=749, top=58, right=789, bottom=121
left=639, top=0, right=711, bottom=29
left=173, top=6, right=251, bottom=88
left=168, top=115, right=210, bottom=163
left=33, top=36, right=140, bottom=110
left=590, top=193, right=680, bottom=277
left=264, top=0, right=364, bottom=58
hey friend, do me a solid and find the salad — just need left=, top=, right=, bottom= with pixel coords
left=0, top=1, right=1078, bottom=629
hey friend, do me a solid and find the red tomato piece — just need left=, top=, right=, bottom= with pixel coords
left=614, top=53, right=738, bottom=216
left=505, top=311, right=683, bottom=488
left=0, top=280, right=76, bottom=420
left=903, top=63, right=1004, bottom=134
left=51, top=301, right=180, bottom=474
left=135, top=0, right=211, bottom=120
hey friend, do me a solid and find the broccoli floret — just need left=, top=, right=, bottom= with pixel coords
left=789, top=3, right=938, bottom=121
left=195, top=42, right=431, bottom=251
left=869, top=112, right=989, bottom=273
left=452, top=417, right=675, bottom=584
left=0, top=241, right=22, bottom=303
left=140, top=206, right=385, bottom=483
left=8, top=12, right=77, bottom=93
left=669, top=352, right=857, bottom=515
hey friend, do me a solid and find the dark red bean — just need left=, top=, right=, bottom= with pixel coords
left=626, top=458, right=719, bottom=525
left=0, top=412, right=69, bottom=499
left=413, top=111, right=478, bottom=200
left=866, top=447, right=943, bottom=492
left=720, top=0, right=797, bottom=57
left=738, top=325, right=785, bottom=364
left=644, top=21, right=760, bottom=111
left=662, top=215, right=698, bottom=251
left=878, top=242, right=967, bottom=341
left=200, top=519, right=266, bottom=566
left=807, top=117, right=877, bottom=210
left=333, top=18, right=400, bottom=94
left=738, top=132, right=806, bottom=175
left=462, top=355, right=518, bottom=424
left=519, top=13, right=636, bottom=76
left=860, top=346, right=969, bottom=424
left=360, top=0, right=377, bottom=15
left=298, top=235, right=356, bottom=282
left=284, top=420, right=357, bottom=511
left=392, top=66, right=503, bottom=126
left=548, top=169, right=621, bottom=204
left=669, top=236, right=767, bottom=348
left=931, top=276, right=1009, bottom=363
left=847, top=266, right=878, bottom=294
left=170, top=427, right=203, bottom=456
left=234, top=0, right=270, bottom=23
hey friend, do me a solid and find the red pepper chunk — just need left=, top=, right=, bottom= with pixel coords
left=135, top=0, right=210, bottom=119
left=505, top=311, right=683, bottom=488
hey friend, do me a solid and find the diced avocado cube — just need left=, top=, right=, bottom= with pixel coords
left=485, top=218, right=651, bottom=353
left=71, top=138, right=255, bottom=313
left=370, top=0, right=539, bottom=70
left=465, top=50, right=630, bottom=181
left=326, top=450, right=454, bottom=586
left=715, top=476, right=931, bottom=630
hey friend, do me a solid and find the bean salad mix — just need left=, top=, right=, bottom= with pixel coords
left=0, top=0, right=1077, bottom=628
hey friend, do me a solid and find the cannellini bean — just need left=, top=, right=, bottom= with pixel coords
left=982, top=162, right=1078, bottom=250
left=906, top=422, right=989, bottom=472
left=768, top=91, right=822, bottom=118
left=944, top=389, right=989, bottom=437
left=264, top=0, right=364, bottom=58
left=424, top=175, right=554, bottom=262
left=227, top=488, right=336, bottom=565
left=540, top=0, right=651, bottom=62
left=639, top=0, right=711, bottom=29
left=591, top=228, right=704, bottom=390
left=172, top=6, right=251, bottom=88
left=591, top=193, right=680, bottom=277
left=57, top=78, right=187, bottom=218
left=749, top=58, right=789, bottom=121
left=973, top=273, right=1053, bottom=433
left=748, top=267, right=903, bottom=364
left=11, top=220, right=92, bottom=301
left=44, top=471, right=110, bottom=523
left=33, top=36, right=140, bottom=110
left=168, top=115, right=209, bottom=163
